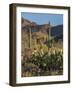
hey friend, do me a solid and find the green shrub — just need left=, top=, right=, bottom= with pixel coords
left=22, top=48, right=63, bottom=76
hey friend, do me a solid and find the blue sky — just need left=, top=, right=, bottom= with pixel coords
left=21, top=12, right=63, bottom=26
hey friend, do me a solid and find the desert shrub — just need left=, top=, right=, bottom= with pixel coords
left=22, top=47, right=63, bottom=76
left=30, top=50, right=63, bottom=71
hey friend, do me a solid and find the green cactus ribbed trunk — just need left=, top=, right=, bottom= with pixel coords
left=29, top=27, right=32, bottom=48
left=48, top=22, right=52, bottom=48
left=48, top=22, right=51, bottom=41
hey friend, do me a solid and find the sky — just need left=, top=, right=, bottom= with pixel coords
left=21, top=12, right=63, bottom=26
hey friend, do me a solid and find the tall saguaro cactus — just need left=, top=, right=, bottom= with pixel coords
left=47, top=21, right=52, bottom=48
left=29, top=25, right=32, bottom=48
left=48, top=21, right=51, bottom=41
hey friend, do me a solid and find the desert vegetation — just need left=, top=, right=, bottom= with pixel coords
left=21, top=18, right=63, bottom=77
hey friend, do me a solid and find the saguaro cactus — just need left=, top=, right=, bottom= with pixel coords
left=29, top=23, right=32, bottom=48
left=48, top=21, right=51, bottom=41
left=29, top=26, right=32, bottom=48
left=47, top=21, right=52, bottom=48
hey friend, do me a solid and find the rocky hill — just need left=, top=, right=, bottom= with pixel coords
left=21, top=18, right=63, bottom=41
